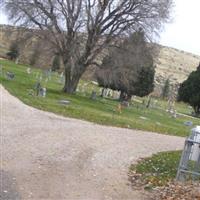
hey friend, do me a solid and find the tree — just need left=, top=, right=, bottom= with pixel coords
left=96, top=31, right=155, bottom=100
left=178, top=63, right=200, bottom=115
left=161, top=79, right=170, bottom=99
left=3, top=0, right=173, bottom=94
left=52, top=55, right=61, bottom=72
left=7, top=42, right=20, bottom=61
left=133, top=65, right=155, bottom=98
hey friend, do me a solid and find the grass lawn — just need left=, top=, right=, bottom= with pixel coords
left=129, top=151, right=182, bottom=188
left=0, top=59, right=199, bottom=137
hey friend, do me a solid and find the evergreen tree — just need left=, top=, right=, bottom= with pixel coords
left=96, top=31, right=156, bottom=100
left=178, top=63, right=200, bottom=115
left=133, top=65, right=155, bottom=97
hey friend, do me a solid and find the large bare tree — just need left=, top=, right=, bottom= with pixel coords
left=3, top=0, right=173, bottom=93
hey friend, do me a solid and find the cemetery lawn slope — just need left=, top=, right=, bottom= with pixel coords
left=1, top=59, right=200, bottom=137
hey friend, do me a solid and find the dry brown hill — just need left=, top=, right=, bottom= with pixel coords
left=155, top=45, right=200, bottom=93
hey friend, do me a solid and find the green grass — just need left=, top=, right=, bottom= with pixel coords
left=0, top=59, right=200, bottom=137
left=130, top=151, right=182, bottom=187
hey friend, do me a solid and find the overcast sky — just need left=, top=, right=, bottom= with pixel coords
left=159, top=0, right=200, bottom=56
left=0, top=0, right=200, bottom=56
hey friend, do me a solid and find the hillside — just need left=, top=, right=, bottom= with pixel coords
left=154, top=45, right=200, bottom=94
left=0, top=25, right=200, bottom=95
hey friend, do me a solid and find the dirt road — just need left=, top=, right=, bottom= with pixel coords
left=0, top=85, right=184, bottom=200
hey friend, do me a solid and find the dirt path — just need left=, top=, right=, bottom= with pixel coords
left=0, top=85, right=184, bottom=200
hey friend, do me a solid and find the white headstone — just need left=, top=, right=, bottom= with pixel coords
left=39, top=87, right=46, bottom=97
left=27, top=68, right=31, bottom=74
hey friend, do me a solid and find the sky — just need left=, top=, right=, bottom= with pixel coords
left=159, top=0, right=200, bottom=56
left=0, top=0, right=200, bottom=56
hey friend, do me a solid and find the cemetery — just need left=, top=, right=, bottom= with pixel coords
left=1, top=1, right=200, bottom=199
left=0, top=59, right=199, bottom=137
left=1, top=59, right=200, bottom=198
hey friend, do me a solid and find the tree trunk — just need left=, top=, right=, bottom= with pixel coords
left=146, top=95, right=152, bottom=108
left=127, top=94, right=132, bottom=102
left=194, top=105, right=200, bottom=116
left=63, top=62, right=85, bottom=94
left=119, top=91, right=126, bottom=101
left=63, top=72, right=81, bottom=94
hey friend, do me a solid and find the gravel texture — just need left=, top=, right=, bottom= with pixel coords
left=0, top=85, right=185, bottom=200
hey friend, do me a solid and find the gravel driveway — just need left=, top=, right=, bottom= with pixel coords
left=0, top=85, right=184, bottom=200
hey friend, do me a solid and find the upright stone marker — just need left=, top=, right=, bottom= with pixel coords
left=27, top=68, right=31, bottom=74
left=6, top=72, right=15, bottom=80
left=176, top=126, right=200, bottom=181
left=90, top=91, right=97, bottom=100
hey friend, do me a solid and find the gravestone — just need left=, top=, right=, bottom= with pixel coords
left=90, top=91, right=97, bottom=100
left=28, top=89, right=34, bottom=96
left=58, top=100, right=71, bottom=105
left=106, top=89, right=112, bottom=97
left=105, top=89, right=110, bottom=97
left=27, top=68, right=31, bottom=74
left=112, top=91, right=120, bottom=99
left=35, top=72, right=39, bottom=80
left=6, top=72, right=15, bottom=80
left=81, top=84, right=88, bottom=96
left=121, top=101, right=129, bottom=107
left=47, top=69, right=52, bottom=80
left=100, top=88, right=108, bottom=97
left=91, top=81, right=98, bottom=85
left=59, top=72, right=64, bottom=84
left=140, top=116, right=148, bottom=120
left=39, top=75, right=43, bottom=82
left=39, top=87, right=46, bottom=97
left=151, top=99, right=158, bottom=109
left=35, top=82, right=41, bottom=96
left=184, top=121, right=193, bottom=126
left=42, top=69, right=52, bottom=81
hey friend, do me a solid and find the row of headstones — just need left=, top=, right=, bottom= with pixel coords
left=28, top=68, right=65, bottom=98
left=27, top=67, right=66, bottom=84
left=78, top=86, right=121, bottom=100
left=90, top=88, right=121, bottom=100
